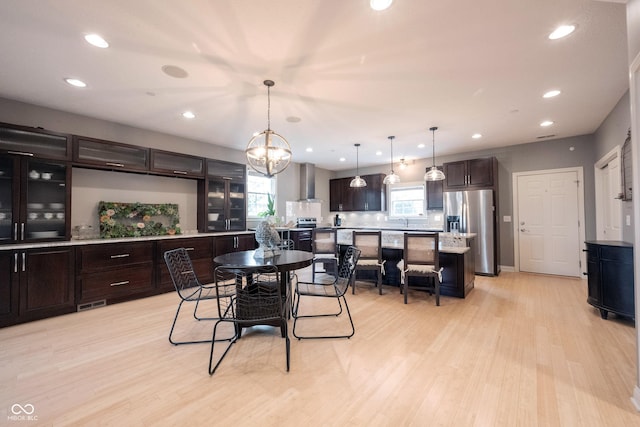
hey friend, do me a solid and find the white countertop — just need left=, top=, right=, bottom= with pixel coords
left=335, top=229, right=472, bottom=254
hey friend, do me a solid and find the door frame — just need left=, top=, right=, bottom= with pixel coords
left=512, top=167, right=586, bottom=276
left=594, top=145, right=623, bottom=240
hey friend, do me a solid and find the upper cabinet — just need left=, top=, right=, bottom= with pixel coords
left=73, top=136, right=149, bottom=172
left=0, top=123, right=71, bottom=161
left=150, top=149, right=204, bottom=178
left=443, top=157, right=497, bottom=191
left=426, top=167, right=444, bottom=209
left=198, top=159, right=246, bottom=232
left=330, top=173, right=386, bottom=212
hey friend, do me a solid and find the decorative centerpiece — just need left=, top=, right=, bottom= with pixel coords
left=98, top=201, right=181, bottom=238
left=254, top=218, right=281, bottom=259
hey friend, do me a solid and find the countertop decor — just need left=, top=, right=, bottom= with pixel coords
left=98, top=201, right=181, bottom=238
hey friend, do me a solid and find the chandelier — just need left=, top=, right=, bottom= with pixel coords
left=350, top=143, right=367, bottom=187
left=245, top=80, right=292, bottom=177
left=383, top=135, right=400, bottom=185
left=424, top=126, right=446, bottom=181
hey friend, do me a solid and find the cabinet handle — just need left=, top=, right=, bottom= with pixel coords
left=110, top=253, right=130, bottom=259
left=172, top=170, right=188, bottom=175
left=13, top=253, right=18, bottom=273
left=185, top=247, right=195, bottom=251
left=105, top=162, right=125, bottom=168
left=22, top=252, right=26, bottom=272
left=110, top=280, right=130, bottom=287
left=7, top=150, right=34, bottom=157
left=20, top=223, right=24, bottom=241
left=13, top=223, right=17, bottom=240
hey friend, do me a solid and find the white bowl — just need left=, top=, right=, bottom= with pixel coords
left=28, top=213, right=39, bottom=219
left=208, top=213, right=220, bottom=221
left=43, top=212, right=54, bottom=219
left=41, top=172, right=52, bottom=180
left=49, top=203, right=64, bottom=209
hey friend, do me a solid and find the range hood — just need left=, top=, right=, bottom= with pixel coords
left=299, top=163, right=322, bottom=202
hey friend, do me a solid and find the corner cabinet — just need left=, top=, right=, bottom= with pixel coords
left=199, top=160, right=246, bottom=232
left=329, top=173, right=386, bottom=212
left=584, top=241, right=634, bottom=320
left=443, top=157, right=497, bottom=191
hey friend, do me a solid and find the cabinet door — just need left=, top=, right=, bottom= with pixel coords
left=156, top=237, right=214, bottom=290
left=467, top=158, right=494, bottom=188
left=443, top=161, right=467, bottom=189
left=74, top=136, right=149, bottom=172
left=20, top=248, right=75, bottom=320
left=214, top=235, right=237, bottom=256
left=585, top=246, right=601, bottom=305
left=0, top=124, right=71, bottom=160
left=0, top=251, right=19, bottom=326
left=364, top=174, right=386, bottom=211
left=426, top=170, right=444, bottom=209
left=329, top=178, right=343, bottom=211
left=0, top=156, right=17, bottom=243
left=150, top=150, right=204, bottom=178
left=227, top=180, right=246, bottom=231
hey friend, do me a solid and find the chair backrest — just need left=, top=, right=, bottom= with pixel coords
left=280, top=239, right=295, bottom=250
left=214, top=265, right=284, bottom=321
left=404, top=233, right=439, bottom=268
left=352, top=231, right=382, bottom=262
left=335, top=246, right=362, bottom=294
left=164, top=248, right=201, bottom=298
left=312, top=228, right=337, bottom=256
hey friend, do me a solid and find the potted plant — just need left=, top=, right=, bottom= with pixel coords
left=258, top=193, right=276, bottom=220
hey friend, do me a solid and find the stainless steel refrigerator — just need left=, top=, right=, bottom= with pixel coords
left=443, top=189, right=497, bottom=275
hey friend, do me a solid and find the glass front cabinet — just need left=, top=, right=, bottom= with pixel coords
left=198, top=160, right=246, bottom=232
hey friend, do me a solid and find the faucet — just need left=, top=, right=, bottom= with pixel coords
left=401, top=217, right=409, bottom=228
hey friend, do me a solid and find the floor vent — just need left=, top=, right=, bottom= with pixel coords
left=77, top=300, right=106, bottom=312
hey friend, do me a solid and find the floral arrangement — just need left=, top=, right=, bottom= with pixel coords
left=98, top=201, right=181, bottom=238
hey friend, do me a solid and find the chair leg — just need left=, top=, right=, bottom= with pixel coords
left=435, top=279, right=440, bottom=306
left=292, top=294, right=354, bottom=339
left=208, top=320, right=238, bottom=375
left=403, top=279, right=408, bottom=304
left=378, top=267, right=382, bottom=295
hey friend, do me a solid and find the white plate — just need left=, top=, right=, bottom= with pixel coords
left=27, top=203, right=44, bottom=209
left=49, top=203, right=64, bottom=209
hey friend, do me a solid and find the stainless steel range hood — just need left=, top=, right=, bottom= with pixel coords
left=299, top=163, right=322, bottom=202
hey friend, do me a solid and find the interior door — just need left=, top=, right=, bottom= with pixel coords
left=517, top=171, right=581, bottom=276
left=596, top=156, right=622, bottom=240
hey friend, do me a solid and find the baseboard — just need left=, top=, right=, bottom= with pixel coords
left=499, top=265, right=515, bottom=273
left=631, top=386, right=640, bottom=411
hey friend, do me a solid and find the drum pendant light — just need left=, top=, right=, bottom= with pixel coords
left=245, top=80, right=292, bottom=177
left=350, top=143, right=367, bottom=187
left=383, top=135, right=400, bottom=185
left=424, top=126, right=445, bottom=181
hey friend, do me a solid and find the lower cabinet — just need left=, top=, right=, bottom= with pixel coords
left=439, top=249, right=475, bottom=298
left=76, top=241, right=155, bottom=307
left=156, top=237, right=214, bottom=291
left=290, top=230, right=312, bottom=252
left=0, top=248, right=75, bottom=327
left=214, top=234, right=256, bottom=256
left=585, top=241, right=634, bottom=320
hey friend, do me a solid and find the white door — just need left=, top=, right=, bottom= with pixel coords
left=595, top=156, right=622, bottom=240
left=517, top=171, right=581, bottom=276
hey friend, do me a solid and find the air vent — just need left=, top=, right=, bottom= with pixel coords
left=77, top=300, right=106, bottom=312
left=536, top=134, right=556, bottom=139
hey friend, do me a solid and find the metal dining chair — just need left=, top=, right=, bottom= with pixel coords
left=398, top=233, right=443, bottom=305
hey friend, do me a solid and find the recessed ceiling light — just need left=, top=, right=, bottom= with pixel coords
left=64, top=78, right=86, bottom=88
left=549, top=25, right=575, bottom=40
left=84, top=33, right=109, bottom=48
left=540, top=120, right=554, bottom=127
left=339, top=157, right=346, bottom=162
left=543, top=90, right=561, bottom=98
left=375, top=150, right=382, bottom=156
left=418, top=143, right=425, bottom=148
left=182, top=111, right=195, bottom=119
left=370, top=0, right=393, bottom=11
left=306, top=147, right=313, bottom=152
left=472, top=133, right=482, bottom=139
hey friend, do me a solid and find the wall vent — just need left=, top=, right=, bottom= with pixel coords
left=77, top=300, right=106, bottom=312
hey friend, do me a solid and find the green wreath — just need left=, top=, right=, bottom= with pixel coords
left=98, top=201, right=181, bottom=238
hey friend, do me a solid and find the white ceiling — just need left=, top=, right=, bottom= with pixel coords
left=0, top=0, right=629, bottom=171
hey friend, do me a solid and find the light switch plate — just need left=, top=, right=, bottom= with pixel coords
left=503, top=215, right=511, bottom=223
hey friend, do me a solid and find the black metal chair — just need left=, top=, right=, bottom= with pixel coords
left=398, top=233, right=442, bottom=305
left=209, top=264, right=290, bottom=375
left=292, top=246, right=361, bottom=339
left=164, top=247, right=233, bottom=345
left=311, top=228, right=339, bottom=281
left=352, top=231, right=385, bottom=294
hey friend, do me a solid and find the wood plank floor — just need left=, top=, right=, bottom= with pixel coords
left=1, top=270, right=638, bottom=426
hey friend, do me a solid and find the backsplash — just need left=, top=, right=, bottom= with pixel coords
left=330, top=210, right=445, bottom=230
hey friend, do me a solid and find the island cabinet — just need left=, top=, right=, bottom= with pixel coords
left=0, top=247, right=75, bottom=327
left=156, top=237, right=214, bottom=292
left=73, top=135, right=150, bottom=173
left=290, top=229, right=312, bottom=252
left=329, top=173, right=386, bottom=212
left=443, top=157, right=497, bottom=191
left=76, top=241, right=155, bottom=308
left=199, top=160, right=246, bottom=232
left=584, top=241, right=634, bottom=320
left=439, top=248, right=475, bottom=298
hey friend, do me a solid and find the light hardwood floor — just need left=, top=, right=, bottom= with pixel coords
left=1, top=270, right=638, bottom=426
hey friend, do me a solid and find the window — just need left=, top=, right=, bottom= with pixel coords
left=247, top=170, right=276, bottom=217
left=388, top=183, right=425, bottom=217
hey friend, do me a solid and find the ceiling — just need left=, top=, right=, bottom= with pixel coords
left=0, top=0, right=629, bottom=171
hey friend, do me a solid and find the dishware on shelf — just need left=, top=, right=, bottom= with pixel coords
left=29, top=231, right=59, bottom=238
left=27, top=202, right=44, bottom=209
left=49, top=202, right=64, bottom=209
left=28, top=212, right=39, bottom=219
left=43, top=212, right=54, bottom=219
left=0, top=212, right=6, bottom=220
left=29, top=170, right=40, bottom=179
left=208, top=213, right=220, bottom=221
left=56, top=212, right=65, bottom=219
left=41, top=172, right=52, bottom=180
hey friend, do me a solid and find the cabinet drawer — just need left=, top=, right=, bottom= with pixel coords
left=78, top=242, right=154, bottom=272
left=156, top=237, right=213, bottom=261
left=158, top=258, right=213, bottom=289
left=600, top=246, right=632, bottom=263
left=80, top=265, right=153, bottom=301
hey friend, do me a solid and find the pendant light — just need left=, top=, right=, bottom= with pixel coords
left=245, top=80, right=292, bottom=178
left=424, top=126, right=446, bottom=181
left=383, top=135, right=401, bottom=185
left=350, top=143, right=367, bottom=187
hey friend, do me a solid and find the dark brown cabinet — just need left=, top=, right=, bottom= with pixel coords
left=199, top=160, right=246, bottom=232
left=150, top=149, right=204, bottom=178
left=214, top=234, right=256, bottom=257
left=329, top=173, right=386, bottom=212
left=290, top=229, right=312, bottom=252
left=426, top=167, right=444, bottom=210
left=156, top=237, right=214, bottom=292
left=443, top=157, right=497, bottom=191
left=0, top=155, right=70, bottom=244
left=585, top=241, right=634, bottom=320
left=0, top=123, right=71, bottom=161
left=0, top=247, right=75, bottom=327
left=76, top=241, right=155, bottom=305
left=73, top=136, right=149, bottom=172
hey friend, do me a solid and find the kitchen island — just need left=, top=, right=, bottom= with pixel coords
left=335, top=229, right=475, bottom=298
